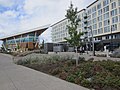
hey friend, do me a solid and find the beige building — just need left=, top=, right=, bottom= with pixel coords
left=51, top=9, right=86, bottom=43
left=87, top=0, right=120, bottom=40
left=51, top=0, right=120, bottom=51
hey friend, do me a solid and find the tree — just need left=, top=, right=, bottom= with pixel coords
left=41, top=40, right=44, bottom=49
left=65, top=3, right=83, bottom=66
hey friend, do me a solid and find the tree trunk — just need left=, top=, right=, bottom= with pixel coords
left=75, top=46, right=78, bottom=66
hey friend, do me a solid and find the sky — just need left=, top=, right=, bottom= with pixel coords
left=0, top=0, right=94, bottom=43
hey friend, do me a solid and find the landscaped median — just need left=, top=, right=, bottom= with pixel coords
left=14, top=53, right=120, bottom=90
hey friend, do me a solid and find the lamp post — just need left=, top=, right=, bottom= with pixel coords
left=88, top=26, right=95, bottom=56
left=108, top=20, right=113, bottom=52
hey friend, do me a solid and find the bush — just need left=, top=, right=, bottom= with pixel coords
left=16, top=53, right=120, bottom=90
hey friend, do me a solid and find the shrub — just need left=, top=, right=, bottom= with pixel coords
left=59, top=71, right=68, bottom=80
left=66, top=74, right=76, bottom=83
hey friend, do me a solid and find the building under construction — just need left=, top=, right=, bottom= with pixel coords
left=0, top=25, right=50, bottom=52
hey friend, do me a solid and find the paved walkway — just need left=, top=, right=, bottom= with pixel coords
left=80, top=52, right=120, bottom=61
left=0, top=53, right=88, bottom=90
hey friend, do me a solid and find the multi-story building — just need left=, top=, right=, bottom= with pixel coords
left=51, top=0, right=120, bottom=51
left=86, top=0, right=120, bottom=50
left=51, top=9, right=86, bottom=43
left=0, top=25, right=49, bottom=52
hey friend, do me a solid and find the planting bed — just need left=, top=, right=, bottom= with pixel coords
left=16, top=54, right=120, bottom=90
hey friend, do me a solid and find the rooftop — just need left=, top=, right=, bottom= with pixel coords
left=0, top=24, right=50, bottom=40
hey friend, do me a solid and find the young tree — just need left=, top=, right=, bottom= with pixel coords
left=65, top=3, right=83, bottom=66
left=41, top=40, right=44, bottom=49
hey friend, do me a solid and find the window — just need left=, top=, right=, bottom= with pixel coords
left=111, top=2, right=116, bottom=9
left=99, top=22, right=102, bottom=27
left=88, top=15, right=91, bottom=20
left=93, top=30, right=97, bottom=35
left=112, top=16, right=118, bottom=24
left=104, top=26, right=110, bottom=33
left=104, top=19, right=110, bottom=26
left=92, top=12, right=96, bottom=18
left=97, top=3, right=101, bottom=10
left=118, top=0, right=120, bottom=6
left=111, top=24, right=117, bottom=31
left=93, top=24, right=97, bottom=29
left=98, top=9, right=102, bottom=15
left=88, top=9, right=91, bottom=15
left=92, top=6, right=96, bottom=12
left=104, top=12, right=109, bottom=19
left=119, top=15, right=120, bottom=22
left=92, top=18, right=97, bottom=24
left=119, top=8, right=120, bottom=14
left=98, top=16, right=102, bottom=21
left=103, top=6, right=109, bottom=13
left=110, top=0, right=114, bottom=3
left=88, top=20, right=91, bottom=26
left=103, top=0, right=109, bottom=6
left=111, top=9, right=117, bottom=16
left=106, top=36, right=109, bottom=39
left=98, top=28, right=103, bottom=34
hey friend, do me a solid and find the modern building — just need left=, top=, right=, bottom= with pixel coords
left=51, top=0, right=120, bottom=51
left=86, top=0, right=120, bottom=51
left=0, top=25, right=50, bottom=52
left=51, top=9, right=86, bottom=43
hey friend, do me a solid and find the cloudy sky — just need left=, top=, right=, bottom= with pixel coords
left=0, top=0, right=94, bottom=42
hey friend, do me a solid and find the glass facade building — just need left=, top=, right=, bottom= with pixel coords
left=0, top=25, right=49, bottom=51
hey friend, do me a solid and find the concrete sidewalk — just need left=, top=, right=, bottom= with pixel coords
left=0, top=53, right=88, bottom=90
left=80, top=52, right=120, bottom=61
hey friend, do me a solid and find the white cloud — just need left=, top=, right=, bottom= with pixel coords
left=0, top=0, right=14, bottom=7
left=0, top=0, right=94, bottom=42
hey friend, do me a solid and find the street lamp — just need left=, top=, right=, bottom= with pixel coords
left=88, top=26, right=95, bottom=56
left=108, top=20, right=113, bottom=52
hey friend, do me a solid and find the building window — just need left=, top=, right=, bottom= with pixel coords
left=98, top=28, right=103, bottom=34
left=104, top=19, right=110, bottom=26
left=98, top=9, right=102, bottom=15
left=93, top=30, right=97, bottom=35
left=119, top=15, right=120, bottom=22
left=119, top=8, right=120, bottom=14
left=110, top=0, right=114, bottom=3
left=88, top=9, right=91, bottom=15
left=92, top=6, right=96, bottom=12
left=118, top=0, right=120, bottom=6
left=111, top=9, right=117, bottom=16
left=111, top=2, right=116, bottom=9
left=104, top=26, right=110, bottom=33
left=112, top=16, right=118, bottom=24
left=88, top=20, right=91, bottom=26
left=98, top=16, right=102, bottom=21
left=99, top=22, right=102, bottom=28
left=92, top=18, right=97, bottom=24
left=92, top=12, right=97, bottom=18
left=106, top=36, right=109, bottom=39
left=97, top=3, right=101, bottom=10
left=103, top=0, right=109, bottom=6
left=104, top=12, right=109, bottom=19
left=103, top=6, right=109, bottom=13
left=93, top=24, right=97, bottom=29
left=111, top=24, right=117, bottom=31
